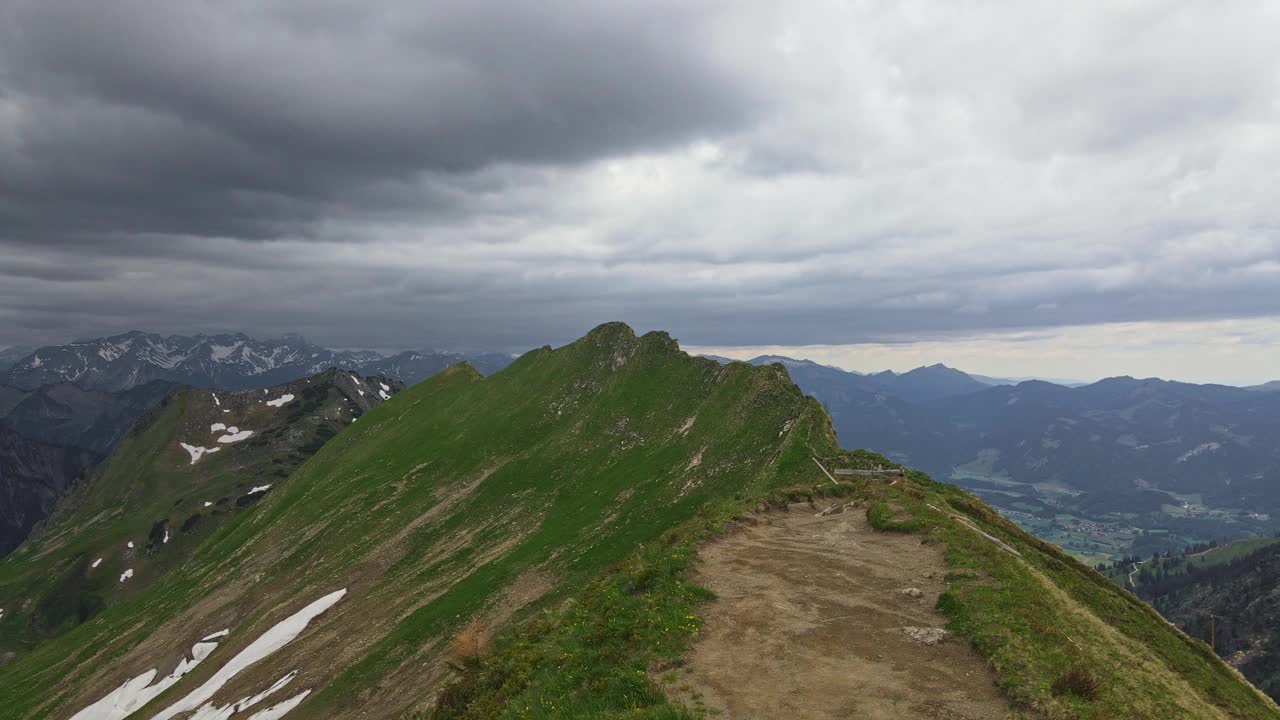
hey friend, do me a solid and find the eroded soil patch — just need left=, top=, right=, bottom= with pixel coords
left=667, top=502, right=1010, bottom=719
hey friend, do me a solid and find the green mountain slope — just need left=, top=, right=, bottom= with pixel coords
left=1101, top=537, right=1280, bottom=592
left=0, top=323, right=1273, bottom=719
left=1122, top=539, right=1280, bottom=702
left=0, top=368, right=399, bottom=662
left=437, top=464, right=1280, bottom=719
left=0, top=323, right=835, bottom=718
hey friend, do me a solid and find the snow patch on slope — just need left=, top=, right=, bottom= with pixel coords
left=181, top=443, right=221, bottom=465
left=68, top=635, right=226, bottom=720
left=1176, top=442, right=1222, bottom=463
left=246, top=690, right=311, bottom=720
left=217, top=429, right=254, bottom=444
left=150, top=589, right=347, bottom=720
left=185, top=671, right=297, bottom=720
left=265, top=394, right=295, bottom=408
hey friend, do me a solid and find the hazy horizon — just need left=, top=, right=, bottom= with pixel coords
left=4, top=316, right=1278, bottom=388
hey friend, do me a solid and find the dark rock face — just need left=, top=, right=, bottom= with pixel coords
left=0, top=347, right=33, bottom=372
left=0, top=381, right=175, bottom=453
left=0, top=381, right=175, bottom=558
left=0, top=427, right=97, bottom=555
left=0, top=386, right=26, bottom=417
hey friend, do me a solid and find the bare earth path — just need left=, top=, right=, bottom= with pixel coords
left=668, top=503, right=1011, bottom=719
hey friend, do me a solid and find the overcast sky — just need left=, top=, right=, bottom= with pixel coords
left=2, top=1, right=1278, bottom=384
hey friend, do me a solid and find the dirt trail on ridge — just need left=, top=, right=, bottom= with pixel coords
left=667, top=502, right=1010, bottom=719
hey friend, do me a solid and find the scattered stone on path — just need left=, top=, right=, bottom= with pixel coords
left=899, top=587, right=924, bottom=599
left=902, top=626, right=951, bottom=646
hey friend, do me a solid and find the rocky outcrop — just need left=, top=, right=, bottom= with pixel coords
left=0, top=427, right=97, bottom=555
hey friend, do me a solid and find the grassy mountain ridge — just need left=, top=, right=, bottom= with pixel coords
left=0, top=323, right=1272, bottom=719
left=911, top=480, right=1277, bottom=718
left=435, top=468, right=1280, bottom=718
left=0, top=323, right=837, bottom=718
left=0, top=368, right=399, bottom=663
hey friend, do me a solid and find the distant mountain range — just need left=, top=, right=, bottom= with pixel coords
left=710, top=355, right=991, bottom=403
left=2, top=331, right=514, bottom=392
left=358, top=348, right=514, bottom=383
left=700, top=355, right=1096, bottom=391
left=0, top=332, right=513, bottom=560
left=969, top=372, right=1091, bottom=388
left=706, top=354, right=1280, bottom=560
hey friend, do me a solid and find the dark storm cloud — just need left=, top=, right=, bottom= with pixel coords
left=0, top=0, right=759, bottom=241
left=1, top=0, right=1279, bottom=371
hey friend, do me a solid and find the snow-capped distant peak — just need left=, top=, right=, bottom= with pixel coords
left=4, top=332, right=386, bottom=392
left=2, top=331, right=512, bottom=393
left=209, top=341, right=243, bottom=361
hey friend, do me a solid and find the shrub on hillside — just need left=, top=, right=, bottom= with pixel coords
left=1051, top=668, right=1100, bottom=701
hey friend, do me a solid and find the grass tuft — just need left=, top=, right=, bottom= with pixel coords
left=449, top=619, right=492, bottom=667
left=1051, top=668, right=1101, bottom=701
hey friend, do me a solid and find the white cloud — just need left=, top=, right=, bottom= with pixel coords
left=689, top=315, right=1280, bottom=386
